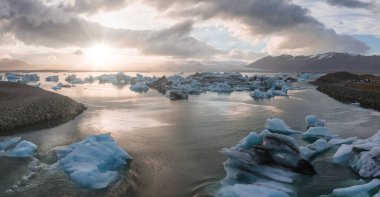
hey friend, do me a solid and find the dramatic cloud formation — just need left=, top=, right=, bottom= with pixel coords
left=151, top=0, right=369, bottom=54
left=0, top=0, right=218, bottom=57
left=0, top=0, right=378, bottom=70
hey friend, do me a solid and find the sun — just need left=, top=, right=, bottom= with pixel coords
left=85, top=44, right=115, bottom=67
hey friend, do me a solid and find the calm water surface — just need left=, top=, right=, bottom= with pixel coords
left=1, top=72, right=379, bottom=197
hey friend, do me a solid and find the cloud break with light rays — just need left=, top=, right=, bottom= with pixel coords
left=0, top=0, right=379, bottom=71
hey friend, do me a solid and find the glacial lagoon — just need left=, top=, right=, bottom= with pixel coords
left=1, top=72, right=380, bottom=197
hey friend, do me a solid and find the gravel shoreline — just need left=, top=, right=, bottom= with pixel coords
left=0, top=82, right=86, bottom=131
left=312, top=72, right=380, bottom=111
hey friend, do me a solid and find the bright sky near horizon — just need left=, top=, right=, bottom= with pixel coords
left=0, top=0, right=379, bottom=70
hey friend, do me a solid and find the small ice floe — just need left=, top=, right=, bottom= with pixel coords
left=303, top=127, right=331, bottom=140
left=265, top=118, right=301, bottom=135
left=328, top=137, right=357, bottom=146
left=328, top=179, right=380, bottom=197
left=250, top=89, right=273, bottom=99
left=0, top=137, right=37, bottom=158
left=169, top=90, right=188, bottom=100
left=207, top=82, right=233, bottom=93
left=305, top=115, right=325, bottom=128
left=22, top=74, right=40, bottom=83
left=333, top=144, right=354, bottom=164
left=65, top=74, right=84, bottom=84
left=219, top=184, right=289, bottom=197
left=46, top=75, right=59, bottom=82
left=129, top=82, right=149, bottom=93
left=300, top=139, right=331, bottom=160
left=55, top=134, right=132, bottom=189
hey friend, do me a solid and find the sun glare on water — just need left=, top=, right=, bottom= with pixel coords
left=85, top=44, right=115, bottom=68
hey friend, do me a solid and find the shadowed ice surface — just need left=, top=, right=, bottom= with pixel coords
left=1, top=72, right=379, bottom=197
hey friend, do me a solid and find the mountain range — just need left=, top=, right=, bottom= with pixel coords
left=247, top=52, right=380, bottom=73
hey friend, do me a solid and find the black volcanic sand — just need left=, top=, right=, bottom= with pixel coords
left=0, top=81, right=86, bottom=132
left=312, top=72, right=380, bottom=111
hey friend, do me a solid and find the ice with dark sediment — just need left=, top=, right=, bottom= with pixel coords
left=217, top=115, right=380, bottom=196
left=46, top=75, right=59, bottom=82
left=169, top=90, right=188, bottom=100
left=217, top=118, right=318, bottom=197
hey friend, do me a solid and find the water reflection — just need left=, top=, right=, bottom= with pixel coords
left=1, top=72, right=379, bottom=197
left=78, top=109, right=172, bottom=135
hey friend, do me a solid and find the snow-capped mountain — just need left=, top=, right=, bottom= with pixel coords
left=247, top=52, right=380, bottom=73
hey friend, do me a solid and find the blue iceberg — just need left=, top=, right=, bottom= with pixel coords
left=55, top=134, right=133, bottom=189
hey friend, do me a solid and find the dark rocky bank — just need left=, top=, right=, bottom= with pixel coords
left=0, top=81, right=86, bottom=131
left=312, top=72, right=380, bottom=111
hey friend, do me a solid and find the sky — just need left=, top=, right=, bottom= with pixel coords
left=0, top=0, right=379, bottom=70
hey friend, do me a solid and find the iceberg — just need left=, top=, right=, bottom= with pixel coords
left=265, top=118, right=301, bottom=134
left=0, top=137, right=21, bottom=150
left=235, top=132, right=262, bottom=149
left=1, top=140, right=37, bottom=158
left=218, top=184, right=289, bottom=197
left=46, top=75, right=59, bottom=82
left=305, top=115, right=325, bottom=128
left=328, top=137, right=357, bottom=146
left=330, top=179, right=380, bottom=197
left=207, top=82, right=233, bottom=93
left=129, top=83, right=149, bottom=93
left=169, top=90, right=188, bottom=100
left=350, top=147, right=380, bottom=177
left=333, top=144, right=354, bottom=164
left=300, top=139, right=331, bottom=160
left=55, top=134, right=132, bottom=189
left=303, top=127, right=331, bottom=140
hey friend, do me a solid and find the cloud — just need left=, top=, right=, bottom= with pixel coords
left=74, top=49, right=83, bottom=55
left=57, top=0, right=128, bottom=14
left=0, top=0, right=218, bottom=57
left=325, top=0, right=371, bottom=9
left=140, top=0, right=370, bottom=54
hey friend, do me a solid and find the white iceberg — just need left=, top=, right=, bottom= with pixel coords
left=55, top=134, right=132, bottom=189
left=305, top=115, right=325, bottom=128
left=330, top=179, right=380, bottom=197
left=265, top=118, right=301, bottom=134
left=350, top=147, right=380, bottom=177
